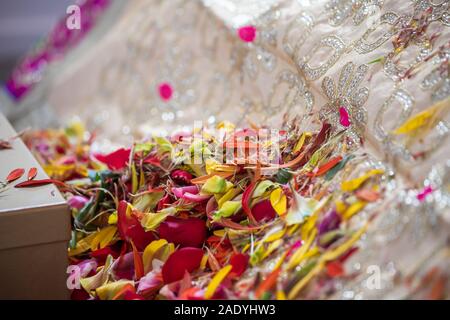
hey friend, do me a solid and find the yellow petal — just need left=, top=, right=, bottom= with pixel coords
left=274, top=252, right=288, bottom=270
left=80, top=255, right=113, bottom=292
left=69, top=232, right=97, bottom=257
left=270, top=188, right=287, bottom=216
left=335, top=200, right=347, bottom=215
left=200, top=254, right=209, bottom=270
left=322, top=223, right=368, bottom=261
left=341, top=169, right=384, bottom=192
left=131, top=163, right=138, bottom=194
left=90, top=226, right=117, bottom=251
left=392, top=98, right=449, bottom=135
left=43, top=164, right=75, bottom=178
left=205, top=159, right=219, bottom=175
left=218, top=187, right=239, bottom=208
left=204, top=265, right=233, bottom=299
left=216, top=121, right=235, bottom=132
left=342, top=200, right=367, bottom=220
left=213, top=229, right=226, bottom=237
left=276, top=290, right=287, bottom=300
left=293, top=132, right=311, bottom=153
left=287, top=223, right=368, bottom=299
left=287, top=228, right=317, bottom=270
left=262, top=239, right=283, bottom=260
left=108, top=212, right=118, bottom=225
left=143, top=239, right=169, bottom=273
left=300, top=213, right=317, bottom=241
left=263, top=227, right=286, bottom=243
left=140, top=209, right=173, bottom=231
left=201, top=175, right=227, bottom=194
left=96, top=280, right=134, bottom=300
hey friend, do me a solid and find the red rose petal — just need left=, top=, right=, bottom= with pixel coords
left=71, top=289, right=90, bottom=300
left=117, top=200, right=155, bottom=251
left=251, top=199, right=277, bottom=222
left=171, top=169, right=193, bottom=185
left=159, top=216, right=206, bottom=248
left=229, top=253, right=249, bottom=277
left=162, top=247, right=204, bottom=284
left=94, top=148, right=131, bottom=170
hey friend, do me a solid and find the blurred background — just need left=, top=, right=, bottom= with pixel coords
left=0, top=0, right=73, bottom=82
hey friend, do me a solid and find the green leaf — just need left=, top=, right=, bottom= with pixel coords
left=140, top=209, right=173, bottom=231
left=189, top=139, right=212, bottom=159
left=325, top=155, right=354, bottom=181
left=318, top=230, right=345, bottom=246
left=275, top=169, right=293, bottom=184
left=154, top=136, right=173, bottom=154
left=214, top=201, right=241, bottom=218
left=134, top=142, right=154, bottom=154
left=252, top=180, right=275, bottom=198
left=201, top=175, right=227, bottom=194
left=132, top=191, right=165, bottom=213
left=295, top=260, right=317, bottom=279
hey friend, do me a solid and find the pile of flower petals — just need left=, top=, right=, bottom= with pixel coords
left=23, top=121, right=388, bottom=300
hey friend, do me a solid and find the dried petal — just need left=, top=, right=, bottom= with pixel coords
left=6, top=168, right=25, bottom=183
left=27, top=167, right=38, bottom=180
left=14, top=179, right=66, bottom=188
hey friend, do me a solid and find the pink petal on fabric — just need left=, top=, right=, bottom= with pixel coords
left=158, top=83, right=173, bottom=101
left=238, top=25, right=256, bottom=42
left=162, top=247, right=204, bottom=284
left=417, top=186, right=433, bottom=202
left=339, top=107, right=351, bottom=127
